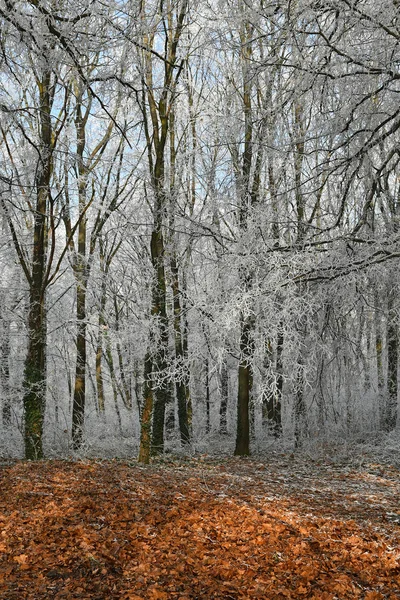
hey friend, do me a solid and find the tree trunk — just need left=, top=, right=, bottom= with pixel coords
left=262, top=336, right=283, bottom=437
left=104, top=333, right=123, bottom=435
left=375, top=290, right=385, bottom=428
left=114, top=295, right=132, bottom=409
left=138, top=354, right=153, bottom=464
left=23, top=287, right=47, bottom=459
left=219, top=360, right=228, bottom=434
left=274, top=330, right=284, bottom=435
left=139, top=0, right=188, bottom=456
left=171, top=255, right=190, bottom=445
left=294, top=371, right=307, bottom=448
left=23, top=71, right=52, bottom=460
left=150, top=228, right=169, bottom=455
left=205, top=358, right=211, bottom=434
left=95, top=287, right=106, bottom=414
left=234, top=317, right=252, bottom=456
left=1, top=311, right=11, bottom=425
left=386, top=290, right=398, bottom=431
left=72, top=281, right=86, bottom=450
left=71, top=93, right=89, bottom=451
left=233, top=20, right=257, bottom=457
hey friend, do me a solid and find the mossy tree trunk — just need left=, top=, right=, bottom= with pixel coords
left=23, top=69, right=53, bottom=460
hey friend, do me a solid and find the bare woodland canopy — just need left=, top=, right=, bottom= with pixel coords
left=0, top=0, right=399, bottom=460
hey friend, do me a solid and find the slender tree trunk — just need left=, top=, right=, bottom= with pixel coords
left=104, top=333, right=123, bottom=435
left=386, top=289, right=398, bottom=430
left=138, top=0, right=188, bottom=458
left=294, top=367, right=307, bottom=448
left=274, top=331, right=283, bottom=435
left=165, top=383, right=175, bottom=438
left=219, top=360, right=228, bottom=434
left=72, top=279, right=87, bottom=450
left=375, top=290, right=385, bottom=427
left=1, top=312, right=11, bottom=425
left=171, top=255, right=190, bottom=445
left=292, top=100, right=308, bottom=449
left=71, top=93, right=89, bottom=451
left=95, top=330, right=105, bottom=414
left=71, top=219, right=88, bottom=448
left=138, top=353, right=153, bottom=464
left=114, top=296, right=132, bottom=409
left=235, top=364, right=251, bottom=456
left=263, top=337, right=283, bottom=437
left=169, top=98, right=191, bottom=446
left=95, top=267, right=107, bottom=414
left=133, top=359, right=142, bottom=415
left=182, top=276, right=192, bottom=435
left=205, top=358, right=211, bottom=434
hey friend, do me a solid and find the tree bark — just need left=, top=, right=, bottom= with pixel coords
left=234, top=317, right=253, bottom=456
left=205, top=358, right=211, bottom=434
left=138, top=353, right=154, bottom=464
left=1, top=308, right=11, bottom=425
left=386, top=289, right=398, bottom=431
left=149, top=227, right=169, bottom=455
left=72, top=282, right=86, bottom=450
left=71, top=94, right=88, bottom=451
left=138, top=0, right=188, bottom=458
left=171, top=254, right=190, bottom=445
left=23, top=70, right=52, bottom=460
left=219, top=360, right=228, bottom=435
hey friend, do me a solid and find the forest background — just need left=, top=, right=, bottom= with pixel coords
left=0, top=0, right=400, bottom=461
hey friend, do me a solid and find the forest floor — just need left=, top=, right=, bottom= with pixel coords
left=0, top=449, right=400, bottom=599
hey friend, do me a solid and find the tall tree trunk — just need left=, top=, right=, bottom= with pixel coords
left=113, top=294, right=132, bottom=409
left=68, top=78, right=118, bottom=449
left=171, top=253, right=190, bottom=445
left=293, top=100, right=308, bottom=449
left=294, top=364, right=307, bottom=448
left=138, top=0, right=188, bottom=459
left=149, top=226, right=169, bottom=455
left=104, top=333, right=123, bottom=435
left=95, top=326, right=105, bottom=414
left=235, top=317, right=253, bottom=456
left=219, top=360, right=228, bottom=434
left=262, top=337, right=283, bottom=436
left=234, top=20, right=257, bottom=456
left=138, top=353, right=154, bottom=464
left=274, top=331, right=284, bottom=435
left=386, top=289, right=398, bottom=431
left=1, top=309, right=11, bottom=425
left=95, top=248, right=108, bottom=414
left=71, top=94, right=88, bottom=451
left=72, top=280, right=86, bottom=450
left=375, top=290, right=385, bottom=427
left=267, top=127, right=283, bottom=438
left=205, top=358, right=211, bottom=434
left=24, top=282, right=47, bottom=459
left=23, top=70, right=52, bottom=460
left=169, top=105, right=191, bottom=446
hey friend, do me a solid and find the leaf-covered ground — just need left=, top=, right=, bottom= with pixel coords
left=0, top=454, right=400, bottom=599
